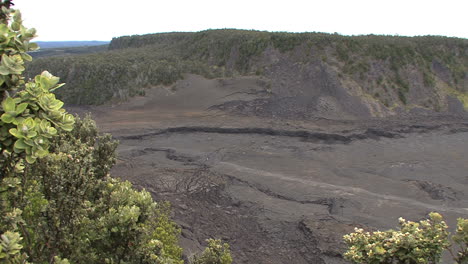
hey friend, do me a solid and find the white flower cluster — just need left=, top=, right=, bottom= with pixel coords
left=343, top=212, right=450, bottom=264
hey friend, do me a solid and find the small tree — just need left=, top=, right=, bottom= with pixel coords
left=191, top=239, right=233, bottom=264
left=0, top=4, right=75, bottom=263
left=343, top=212, right=468, bottom=264
left=0, top=3, right=184, bottom=263
left=0, top=5, right=74, bottom=177
left=449, top=218, right=468, bottom=264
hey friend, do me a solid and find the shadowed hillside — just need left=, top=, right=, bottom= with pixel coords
left=26, top=29, right=468, bottom=118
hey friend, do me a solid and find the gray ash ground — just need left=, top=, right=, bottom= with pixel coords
left=75, top=75, right=468, bottom=263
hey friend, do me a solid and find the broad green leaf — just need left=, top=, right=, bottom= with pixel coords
left=1, top=54, right=24, bottom=74
left=20, top=52, right=32, bottom=62
left=1, top=113, right=14, bottom=123
left=38, top=93, right=64, bottom=112
left=33, top=136, right=45, bottom=145
left=49, top=82, right=65, bottom=92
left=25, top=154, right=36, bottom=164
left=2, top=96, right=15, bottom=112
left=38, top=119, right=47, bottom=130
left=8, top=128, right=23, bottom=138
left=23, top=138, right=34, bottom=147
left=11, top=22, right=20, bottom=31
left=29, top=42, right=38, bottom=50
left=13, top=138, right=28, bottom=150
left=39, top=71, right=60, bottom=90
left=0, top=35, right=7, bottom=45
left=0, top=231, right=23, bottom=253
left=15, top=103, right=28, bottom=115
left=39, top=119, right=57, bottom=136
left=34, top=148, right=48, bottom=158
left=12, top=116, right=24, bottom=125
left=22, top=117, right=36, bottom=129
left=0, top=24, right=7, bottom=35
left=59, top=115, right=75, bottom=131
left=25, top=82, right=43, bottom=97
left=0, top=65, right=10, bottom=75
left=26, top=130, right=37, bottom=138
left=46, top=126, right=57, bottom=136
left=1, top=54, right=14, bottom=68
left=13, top=10, right=22, bottom=22
left=25, top=28, right=37, bottom=39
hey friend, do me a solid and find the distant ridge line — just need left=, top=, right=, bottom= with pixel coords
left=35, top=41, right=110, bottom=49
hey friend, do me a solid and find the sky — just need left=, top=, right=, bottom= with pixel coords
left=13, top=0, right=468, bottom=41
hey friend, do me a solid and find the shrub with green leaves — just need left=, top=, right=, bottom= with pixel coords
left=0, top=231, right=29, bottom=263
left=1, top=72, right=75, bottom=165
left=344, top=212, right=468, bottom=264
left=0, top=3, right=185, bottom=263
left=7, top=115, right=183, bottom=263
left=191, top=239, right=233, bottom=264
left=0, top=5, right=76, bottom=263
left=450, top=218, right=468, bottom=264
left=0, top=6, right=74, bottom=176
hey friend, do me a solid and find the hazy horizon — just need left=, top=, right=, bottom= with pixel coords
left=31, top=28, right=468, bottom=43
left=14, top=0, right=468, bottom=41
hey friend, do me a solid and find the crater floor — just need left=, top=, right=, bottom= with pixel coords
left=74, top=75, right=468, bottom=264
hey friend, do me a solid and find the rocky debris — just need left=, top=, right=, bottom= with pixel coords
left=80, top=73, right=468, bottom=264
left=404, top=180, right=459, bottom=201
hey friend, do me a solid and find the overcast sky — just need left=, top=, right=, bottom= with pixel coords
left=13, top=0, right=468, bottom=41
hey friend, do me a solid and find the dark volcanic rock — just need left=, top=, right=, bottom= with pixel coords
left=81, top=74, right=468, bottom=264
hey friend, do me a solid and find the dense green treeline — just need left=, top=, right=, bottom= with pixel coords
left=30, top=44, right=108, bottom=58
left=26, top=45, right=214, bottom=104
left=110, top=29, right=468, bottom=77
left=27, top=29, right=468, bottom=108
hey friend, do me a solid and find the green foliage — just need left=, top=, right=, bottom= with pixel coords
left=344, top=212, right=468, bottom=264
left=0, top=231, right=29, bottom=263
left=0, top=6, right=74, bottom=175
left=73, top=178, right=182, bottom=263
left=14, top=115, right=117, bottom=261
left=8, top=115, right=183, bottom=263
left=191, top=239, right=233, bottom=264
left=25, top=30, right=313, bottom=104
left=0, top=5, right=186, bottom=263
left=1, top=71, right=74, bottom=165
left=270, top=32, right=307, bottom=52
left=423, top=70, right=435, bottom=87
left=0, top=7, right=37, bottom=97
left=0, top=11, right=77, bottom=263
left=26, top=51, right=185, bottom=104
left=450, top=218, right=468, bottom=263
left=26, top=29, right=468, bottom=110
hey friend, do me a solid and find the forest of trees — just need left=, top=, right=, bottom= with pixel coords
left=26, top=28, right=468, bottom=108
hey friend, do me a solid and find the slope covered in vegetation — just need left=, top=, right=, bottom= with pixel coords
left=26, top=29, right=468, bottom=117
